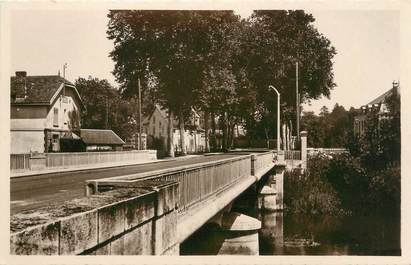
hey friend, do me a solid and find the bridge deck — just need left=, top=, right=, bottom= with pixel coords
left=10, top=153, right=249, bottom=215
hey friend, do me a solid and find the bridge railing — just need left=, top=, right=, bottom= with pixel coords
left=307, top=148, right=348, bottom=156
left=86, top=152, right=278, bottom=215
left=284, top=150, right=301, bottom=160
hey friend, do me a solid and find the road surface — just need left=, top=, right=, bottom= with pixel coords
left=11, top=153, right=248, bottom=215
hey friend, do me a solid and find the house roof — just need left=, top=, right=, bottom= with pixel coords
left=10, top=75, right=82, bottom=107
left=80, top=129, right=125, bottom=145
left=366, top=88, right=394, bottom=106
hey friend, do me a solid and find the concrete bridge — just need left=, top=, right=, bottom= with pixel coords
left=10, top=133, right=308, bottom=255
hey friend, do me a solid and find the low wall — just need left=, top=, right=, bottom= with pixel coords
left=46, top=150, right=157, bottom=169
left=10, top=150, right=157, bottom=173
left=10, top=180, right=178, bottom=255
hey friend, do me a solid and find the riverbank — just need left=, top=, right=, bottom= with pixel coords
left=284, top=154, right=400, bottom=216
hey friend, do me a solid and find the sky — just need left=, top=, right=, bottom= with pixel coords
left=10, top=8, right=400, bottom=114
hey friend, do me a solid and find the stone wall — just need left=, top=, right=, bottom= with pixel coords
left=10, top=180, right=179, bottom=255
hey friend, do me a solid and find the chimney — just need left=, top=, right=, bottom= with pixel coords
left=16, top=71, right=27, bottom=78
left=14, top=71, right=27, bottom=100
left=392, top=80, right=400, bottom=96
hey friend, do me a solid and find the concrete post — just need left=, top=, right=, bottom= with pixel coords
left=274, top=165, right=285, bottom=210
left=300, top=131, right=307, bottom=170
left=250, top=154, right=256, bottom=176
left=218, top=212, right=261, bottom=255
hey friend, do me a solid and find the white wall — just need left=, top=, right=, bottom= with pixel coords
left=46, top=94, right=79, bottom=131
left=11, top=118, right=46, bottom=130
left=11, top=130, right=44, bottom=153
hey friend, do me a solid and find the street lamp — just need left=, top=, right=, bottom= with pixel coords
left=268, top=85, right=281, bottom=154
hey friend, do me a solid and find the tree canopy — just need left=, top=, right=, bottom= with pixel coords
left=106, top=10, right=337, bottom=152
left=75, top=76, right=135, bottom=140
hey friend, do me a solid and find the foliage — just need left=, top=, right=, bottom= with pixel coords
left=75, top=76, right=135, bottom=140
left=106, top=10, right=337, bottom=153
left=301, top=104, right=356, bottom=147
left=67, top=109, right=81, bottom=131
left=286, top=149, right=400, bottom=216
left=284, top=161, right=344, bottom=215
left=242, top=10, right=336, bottom=139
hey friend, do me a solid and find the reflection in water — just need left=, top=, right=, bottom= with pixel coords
left=259, top=212, right=401, bottom=256
left=259, top=211, right=284, bottom=254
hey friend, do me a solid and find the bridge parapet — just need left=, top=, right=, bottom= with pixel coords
left=10, top=151, right=279, bottom=256
left=10, top=180, right=179, bottom=255
left=252, top=151, right=276, bottom=179
left=87, top=155, right=255, bottom=215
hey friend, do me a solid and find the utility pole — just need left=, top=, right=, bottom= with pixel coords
left=138, top=78, right=142, bottom=150
left=296, top=62, right=300, bottom=143
left=105, top=96, right=109, bottom=129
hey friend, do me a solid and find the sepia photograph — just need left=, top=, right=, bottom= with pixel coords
left=1, top=1, right=409, bottom=264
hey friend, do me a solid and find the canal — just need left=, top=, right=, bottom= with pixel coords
left=180, top=211, right=401, bottom=255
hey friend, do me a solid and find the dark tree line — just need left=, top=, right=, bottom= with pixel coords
left=301, top=104, right=356, bottom=148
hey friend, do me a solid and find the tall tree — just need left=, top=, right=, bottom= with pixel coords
left=75, top=77, right=134, bottom=140
left=107, top=10, right=242, bottom=154
left=242, top=10, right=336, bottom=141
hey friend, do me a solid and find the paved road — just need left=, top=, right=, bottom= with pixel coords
left=10, top=153, right=248, bottom=215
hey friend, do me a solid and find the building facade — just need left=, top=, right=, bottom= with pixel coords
left=10, top=71, right=83, bottom=154
left=354, top=81, right=400, bottom=137
left=143, top=105, right=205, bottom=155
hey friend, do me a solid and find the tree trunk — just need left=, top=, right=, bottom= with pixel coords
left=167, top=111, right=175, bottom=157
left=204, top=111, right=210, bottom=152
left=179, top=112, right=187, bottom=156
left=229, top=123, right=235, bottom=149
left=264, top=127, right=269, bottom=149
left=282, top=123, right=287, bottom=151
left=211, top=112, right=216, bottom=151
left=221, top=112, right=227, bottom=152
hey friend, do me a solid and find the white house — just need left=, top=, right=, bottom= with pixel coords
left=10, top=71, right=84, bottom=153
left=143, top=104, right=205, bottom=155
left=354, top=81, right=400, bottom=137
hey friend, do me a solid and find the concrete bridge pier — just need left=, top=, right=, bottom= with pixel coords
left=217, top=212, right=261, bottom=255
left=258, top=185, right=277, bottom=211
left=273, top=165, right=286, bottom=210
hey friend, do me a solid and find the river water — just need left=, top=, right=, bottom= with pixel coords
left=259, top=212, right=401, bottom=256
left=180, top=211, right=401, bottom=255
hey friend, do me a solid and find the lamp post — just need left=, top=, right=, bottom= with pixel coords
left=269, top=85, right=281, bottom=154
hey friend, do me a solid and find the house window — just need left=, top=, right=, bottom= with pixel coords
left=53, top=108, right=59, bottom=127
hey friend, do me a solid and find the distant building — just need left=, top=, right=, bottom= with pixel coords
left=10, top=71, right=125, bottom=154
left=124, top=133, right=147, bottom=150
left=79, top=129, right=125, bottom=151
left=142, top=104, right=205, bottom=155
left=10, top=71, right=84, bottom=153
left=354, top=81, right=400, bottom=137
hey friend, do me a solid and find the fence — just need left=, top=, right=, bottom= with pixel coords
left=86, top=152, right=277, bottom=215
left=45, top=150, right=156, bottom=168
left=10, top=154, right=31, bottom=171
left=284, top=150, right=301, bottom=160
left=307, top=148, right=348, bottom=156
